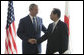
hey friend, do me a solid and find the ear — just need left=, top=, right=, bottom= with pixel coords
left=30, top=10, right=33, bottom=13
left=55, top=14, right=58, bottom=18
left=29, top=9, right=31, bottom=12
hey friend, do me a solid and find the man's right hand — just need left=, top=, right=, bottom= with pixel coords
left=28, top=39, right=37, bottom=44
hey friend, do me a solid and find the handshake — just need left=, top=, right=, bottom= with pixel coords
left=28, top=38, right=37, bottom=44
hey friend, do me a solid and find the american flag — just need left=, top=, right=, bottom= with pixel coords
left=5, top=1, right=17, bottom=54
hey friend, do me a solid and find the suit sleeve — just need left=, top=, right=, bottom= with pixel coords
left=40, top=19, right=47, bottom=33
left=42, top=24, right=47, bottom=33
left=17, top=19, right=28, bottom=42
left=37, top=24, right=51, bottom=44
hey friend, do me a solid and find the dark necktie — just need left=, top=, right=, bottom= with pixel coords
left=33, top=17, right=37, bottom=31
left=52, top=23, right=55, bottom=32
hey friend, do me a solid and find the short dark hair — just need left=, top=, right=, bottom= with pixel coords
left=52, top=8, right=61, bottom=18
left=29, top=4, right=37, bottom=10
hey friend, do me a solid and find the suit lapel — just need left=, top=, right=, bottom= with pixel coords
left=52, top=20, right=61, bottom=33
left=27, top=15, right=32, bottom=24
left=27, top=15, right=36, bottom=32
left=50, top=23, right=54, bottom=33
left=36, top=17, right=40, bottom=32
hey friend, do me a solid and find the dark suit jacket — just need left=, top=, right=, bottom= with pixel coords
left=37, top=20, right=68, bottom=54
left=17, top=15, right=46, bottom=54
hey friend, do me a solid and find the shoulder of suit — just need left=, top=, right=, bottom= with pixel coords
left=20, top=15, right=29, bottom=21
left=59, top=20, right=66, bottom=25
left=37, top=16, right=42, bottom=20
left=49, top=23, right=53, bottom=25
left=59, top=20, right=67, bottom=28
left=48, top=23, right=53, bottom=27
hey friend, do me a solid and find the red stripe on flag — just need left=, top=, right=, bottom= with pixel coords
left=12, top=21, right=16, bottom=36
left=7, top=28, right=13, bottom=54
left=64, top=15, right=70, bottom=35
left=8, top=36, right=13, bottom=54
left=9, top=25, right=17, bottom=53
left=5, top=39, right=8, bottom=54
left=5, top=29, right=9, bottom=54
left=12, top=22, right=17, bottom=53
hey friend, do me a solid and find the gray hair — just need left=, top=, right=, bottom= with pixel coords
left=29, top=4, right=37, bottom=10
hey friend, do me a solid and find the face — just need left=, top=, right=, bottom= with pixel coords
left=30, top=6, right=38, bottom=16
left=50, top=10, right=58, bottom=22
left=50, top=11, right=54, bottom=21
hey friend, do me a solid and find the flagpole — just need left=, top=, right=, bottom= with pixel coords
left=64, top=1, right=71, bottom=54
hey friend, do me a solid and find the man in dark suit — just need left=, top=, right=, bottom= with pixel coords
left=17, top=4, right=46, bottom=54
left=34, top=8, right=68, bottom=54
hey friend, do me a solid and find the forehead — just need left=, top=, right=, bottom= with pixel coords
left=33, top=5, right=38, bottom=8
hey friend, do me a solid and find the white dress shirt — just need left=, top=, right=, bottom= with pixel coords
left=29, top=14, right=37, bottom=23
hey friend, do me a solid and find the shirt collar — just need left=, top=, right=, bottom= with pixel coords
left=29, top=14, right=37, bottom=23
left=53, top=19, right=60, bottom=25
left=29, top=14, right=36, bottom=19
